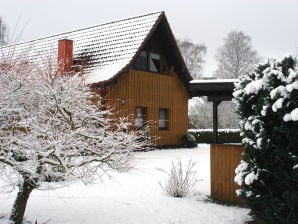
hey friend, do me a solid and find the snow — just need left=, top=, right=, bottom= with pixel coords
left=243, top=79, right=263, bottom=95
left=189, top=129, right=240, bottom=133
left=84, top=59, right=129, bottom=84
left=235, top=163, right=259, bottom=186
left=261, top=105, right=268, bottom=116
left=245, top=191, right=253, bottom=198
left=256, top=138, right=262, bottom=148
left=283, top=108, right=298, bottom=122
left=286, top=80, right=298, bottom=92
left=190, top=79, right=237, bottom=84
left=244, top=172, right=258, bottom=185
left=287, top=69, right=298, bottom=83
left=234, top=160, right=248, bottom=186
left=0, top=145, right=251, bottom=224
left=272, top=98, right=284, bottom=112
left=270, top=86, right=288, bottom=99
left=244, top=120, right=253, bottom=131
left=269, top=69, right=285, bottom=81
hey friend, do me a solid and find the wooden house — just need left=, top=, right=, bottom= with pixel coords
left=0, top=12, right=192, bottom=146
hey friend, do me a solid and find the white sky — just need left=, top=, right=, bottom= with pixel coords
left=2, top=0, right=298, bottom=75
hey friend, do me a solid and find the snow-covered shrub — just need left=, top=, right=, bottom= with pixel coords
left=182, top=133, right=197, bottom=148
left=234, top=55, right=298, bottom=223
left=158, top=160, right=198, bottom=197
left=188, top=129, right=241, bottom=143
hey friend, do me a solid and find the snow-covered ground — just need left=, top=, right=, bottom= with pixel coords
left=0, top=144, right=251, bottom=224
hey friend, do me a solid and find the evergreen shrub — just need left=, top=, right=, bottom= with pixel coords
left=182, top=133, right=197, bottom=148
left=234, top=56, right=298, bottom=223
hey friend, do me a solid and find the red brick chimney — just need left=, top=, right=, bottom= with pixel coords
left=58, top=39, right=73, bottom=74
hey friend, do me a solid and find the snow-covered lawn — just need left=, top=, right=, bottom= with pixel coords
left=0, top=144, right=251, bottom=224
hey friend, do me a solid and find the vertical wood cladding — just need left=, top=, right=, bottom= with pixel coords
left=106, top=69, right=188, bottom=146
left=210, top=144, right=244, bottom=204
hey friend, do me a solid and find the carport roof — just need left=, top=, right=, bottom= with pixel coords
left=189, top=79, right=237, bottom=100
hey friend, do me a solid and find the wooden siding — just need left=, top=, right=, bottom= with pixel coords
left=210, top=144, right=244, bottom=204
left=106, top=69, right=189, bottom=146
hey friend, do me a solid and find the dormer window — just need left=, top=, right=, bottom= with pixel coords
left=149, top=53, right=160, bottom=72
left=134, top=51, right=163, bottom=73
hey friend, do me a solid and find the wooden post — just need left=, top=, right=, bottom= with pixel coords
left=210, top=144, right=244, bottom=204
left=213, top=101, right=221, bottom=143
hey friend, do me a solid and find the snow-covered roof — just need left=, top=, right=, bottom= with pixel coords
left=0, top=12, right=164, bottom=84
left=190, top=79, right=238, bottom=84
left=189, top=79, right=237, bottom=98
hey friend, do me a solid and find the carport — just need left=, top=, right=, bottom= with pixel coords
left=188, top=79, right=243, bottom=204
left=189, top=79, right=237, bottom=143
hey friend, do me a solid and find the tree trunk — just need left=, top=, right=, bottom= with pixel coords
left=9, top=179, right=35, bottom=224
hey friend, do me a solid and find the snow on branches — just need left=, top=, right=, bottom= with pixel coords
left=233, top=55, right=298, bottom=223
left=1, top=60, right=149, bottom=186
left=0, top=58, right=149, bottom=223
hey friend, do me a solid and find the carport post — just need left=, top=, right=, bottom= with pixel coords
left=212, top=101, right=221, bottom=143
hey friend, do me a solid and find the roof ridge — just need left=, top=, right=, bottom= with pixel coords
left=0, top=11, right=164, bottom=49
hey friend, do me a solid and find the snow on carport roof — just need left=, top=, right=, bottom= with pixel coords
left=189, top=79, right=237, bottom=98
left=190, top=79, right=238, bottom=84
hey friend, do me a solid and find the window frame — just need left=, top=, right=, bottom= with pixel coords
left=135, top=106, right=147, bottom=129
left=158, top=108, right=169, bottom=130
left=134, top=51, right=163, bottom=74
left=134, top=51, right=148, bottom=71
left=149, top=52, right=161, bottom=73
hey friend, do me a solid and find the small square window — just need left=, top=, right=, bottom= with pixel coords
left=159, top=108, right=169, bottom=130
left=149, top=53, right=160, bottom=72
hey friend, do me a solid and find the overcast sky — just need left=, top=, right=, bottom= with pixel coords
left=2, top=0, right=298, bottom=75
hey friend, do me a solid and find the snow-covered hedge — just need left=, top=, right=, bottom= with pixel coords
left=234, top=56, right=298, bottom=223
left=188, top=129, right=241, bottom=143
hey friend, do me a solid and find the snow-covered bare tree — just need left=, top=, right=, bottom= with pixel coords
left=177, top=38, right=207, bottom=79
left=0, top=17, right=9, bottom=46
left=189, top=98, right=239, bottom=129
left=214, top=30, right=260, bottom=79
left=189, top=98, right=212, bottom=129
left=0, top=58, right=149, bottom=224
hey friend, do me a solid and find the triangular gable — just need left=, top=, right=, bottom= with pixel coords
left=118, top=12, right=192, bottom=88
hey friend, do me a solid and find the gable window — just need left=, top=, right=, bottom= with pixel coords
left=149, top=53, right=160, bottom=72
left=135, top=106, right=147, bottom=128
left=158, top=108, right=169, bottom=130
left=134, top=51, right=162, bottom=73
left=134, top=51, right=147, bottom=70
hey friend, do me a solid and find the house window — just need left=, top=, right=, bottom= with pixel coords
left=159, top=108, right=169, bottom=130
left=149, top=53, right=160, bottom=72
left=134, top=51, right=162, bottom=73
left=135, top=106, right=147, bottom=128
left=134, top=51, right=147, bottom=70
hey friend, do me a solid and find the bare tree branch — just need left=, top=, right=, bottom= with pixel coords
left=177, top=38, right=207, bottom=79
